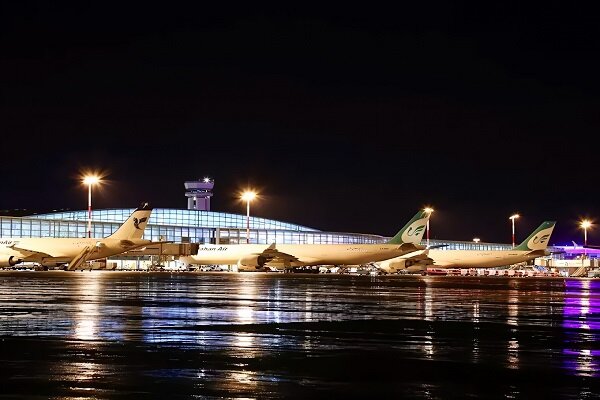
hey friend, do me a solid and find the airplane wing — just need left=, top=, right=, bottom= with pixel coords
left=397, top=242, right=427, bottom=254
left=260, top=243, right=301, bottom=267
left=570, top=241, right=600, bottom=249
left=8, top=244, right=54, bottom=258
left=401, top=248, right=434, bottom=261
left=526, top=249, right=550, bottom=256
left=396, top=244, right=446, bottom=264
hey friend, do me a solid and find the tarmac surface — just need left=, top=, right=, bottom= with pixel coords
left=0, top=271, right=599, bottom=399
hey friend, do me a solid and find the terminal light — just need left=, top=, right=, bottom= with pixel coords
left=81, top=173, right=103, bottom=238
left=580, top=219, right=593, bottom=248
left=241, top=191, right=256, bottom=202
left=241, top=190, right=257, bottom=244
left=83, top=176, right=100, bottom=186
left=509, top=214, right=520, bottom=248
left=473, top=238, right=481, bottom=243
left=203, top=177, right=211, bottom=183
left=423, top=207, right=434, bottom=248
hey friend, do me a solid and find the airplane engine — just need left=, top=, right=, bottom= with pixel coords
left=378, top=258, right=432, bottom=274
left=0, top=255, right=23, bottom=267
left=237, top=255, right=269, bottom=269
left=377, top=259, right=408, bottom=273
left=405, top=264, right=428, bottom=273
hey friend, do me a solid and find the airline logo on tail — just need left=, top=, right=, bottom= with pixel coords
left=133, top=217, right=148, bottom=230
left=526, top=226, right=554, bottom=250
left=388, top=210, right=431, bottom=245
left=400, top=215, right=429, bottom=244
left=516, top=221, right=556, bottom=251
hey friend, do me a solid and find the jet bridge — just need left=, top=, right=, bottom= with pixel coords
left=124, top=242, right=200, bottom=256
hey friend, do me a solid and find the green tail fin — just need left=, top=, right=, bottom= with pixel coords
left=514, top=221, right=556, bottom=251
left=387, top=210, right=431, bottom=245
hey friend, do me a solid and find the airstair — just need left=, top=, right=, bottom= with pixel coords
left=570, top=265, right=588, bottom=277
left=67, top=246, right=94, bottom=270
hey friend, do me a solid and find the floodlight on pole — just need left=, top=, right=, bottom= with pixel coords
left=581, top=219, right=592, bottom=246
left=82, top=175, right=101, bottom=238
left=241, top=191, right=257, bottom=244
left=424, top=207, right=434, bottom=248
left=473, top=238, right=481, bottom=243
left=580, top=220, right=592, bottom=258
left=509, top=214, right=520, bottom=248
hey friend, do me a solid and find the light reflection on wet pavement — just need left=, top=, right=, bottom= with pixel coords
left=1, top=271, right=599, bottom=399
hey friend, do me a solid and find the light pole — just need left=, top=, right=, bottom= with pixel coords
left=82, top=175, right=101, bottom=238
left=473, top=238, right=481, bottom=243
left=581, top=220, right=592, bottom=257
left=241, top=191, right=256, bottom=244
left=509, top=214, right=520, bottom=248
left=424, top=207, right=434, bottom=248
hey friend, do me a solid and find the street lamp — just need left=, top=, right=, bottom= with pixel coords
left=581, top=220, right=592, bottom=246
left=82, top=175, right=101, bottom=238
left=424, top=207, right=434, bottom=248
left=241, top=191, right=256, bottom=244
left=509, top=214, right=520, bottom=248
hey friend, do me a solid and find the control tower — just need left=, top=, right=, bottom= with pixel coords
left=185, top=178, right=214, bottom=211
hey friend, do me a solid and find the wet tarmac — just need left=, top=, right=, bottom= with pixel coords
left=0, top=271, right=599, bottom=399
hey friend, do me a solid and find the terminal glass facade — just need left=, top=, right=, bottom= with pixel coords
left=32, top=209, right=318, bottom=231
left=3, top=208, right=385, bottom=245
left=2, top=208, right=557, bottom=250
left=426, top=239, right=512, bottom=251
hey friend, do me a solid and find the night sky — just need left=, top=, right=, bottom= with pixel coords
left=1, top=2, right=599, bottom=245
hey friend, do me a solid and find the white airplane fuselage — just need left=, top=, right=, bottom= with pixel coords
left=425, top=249, right=540, bottom=268
left=181, top=243, right=416, bottom=268
left=379, top=249, right=543, bottom=273
left=0, top=237, right=152, bottom=266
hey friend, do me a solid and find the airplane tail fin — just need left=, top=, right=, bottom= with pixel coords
left=106, top=202, right=153, bottom=240
left=387, top=210, right=431, bottom=245
left=514, top=221, right=556, bottom=251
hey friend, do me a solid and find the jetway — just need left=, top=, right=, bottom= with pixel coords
left=124, top=242, right=199, bottom=256
left=64, top=243, right=201, bottom=271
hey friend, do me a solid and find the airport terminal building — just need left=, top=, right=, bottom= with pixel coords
left=23, top=207, right=384, bottom=246
left=1, top=179, right=588, bottom=271
left=0, top=179, right=512, bottom=250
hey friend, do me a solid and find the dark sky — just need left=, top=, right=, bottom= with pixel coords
left=1, top=2, right=599, bottom=245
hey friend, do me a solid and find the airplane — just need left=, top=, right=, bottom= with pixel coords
left=0, top=202, right=154, bottom=270
left=375, top=220, right=556, bottom=274
left=179, top=209, right=431, bottom=272
left=374, top=221, right=556, bottom=273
